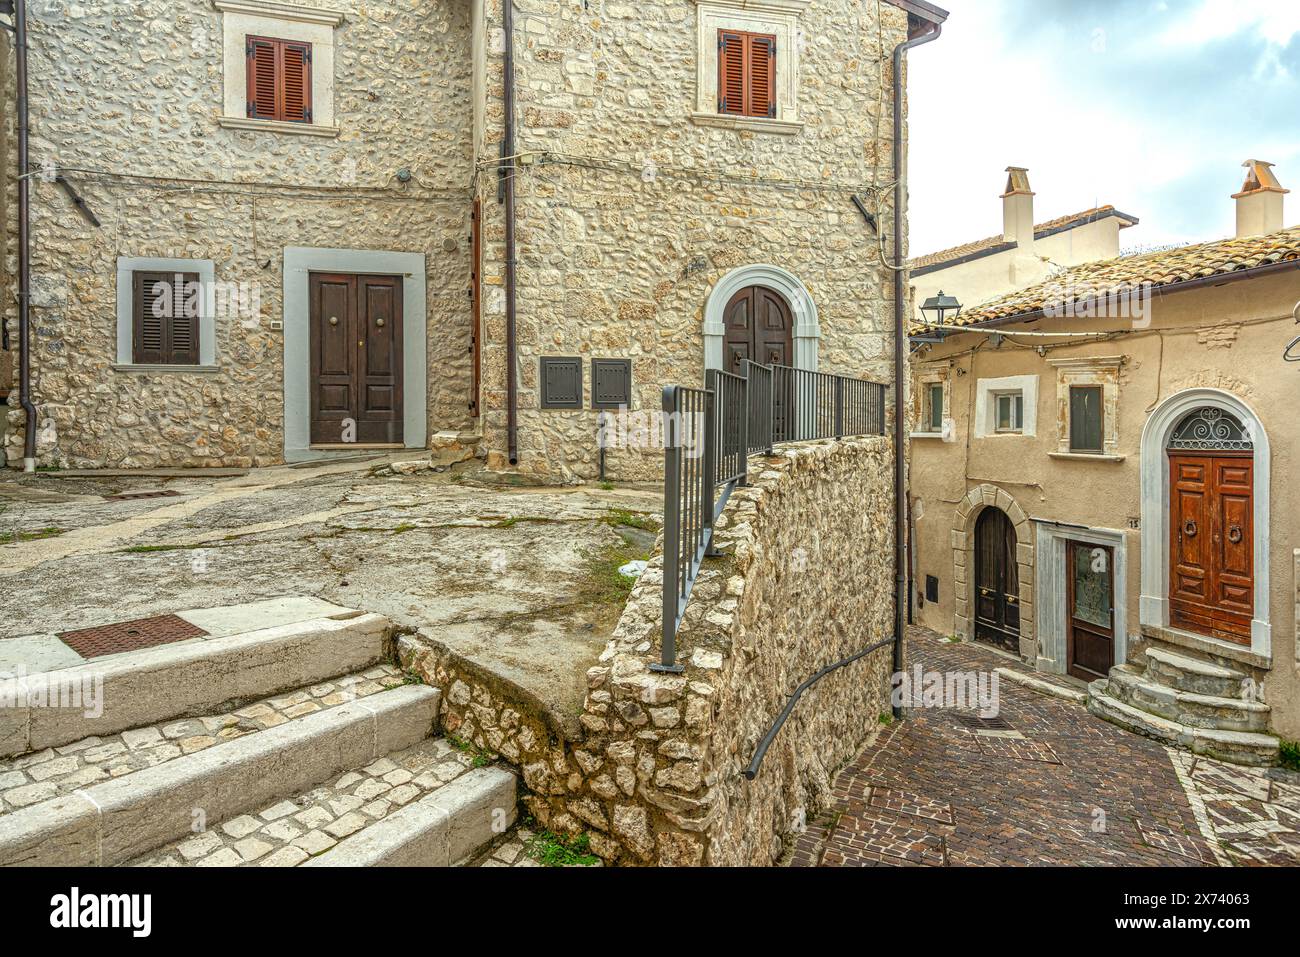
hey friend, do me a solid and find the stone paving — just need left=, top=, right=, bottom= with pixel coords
left=0, top=664, right=406, bottom=815
left=790, top=627, right=1300, bottom=868
left=132, top=736, right=480, bottom=867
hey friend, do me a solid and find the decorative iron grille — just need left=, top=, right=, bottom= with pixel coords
left=1167, top=407, right=1253, bottom=451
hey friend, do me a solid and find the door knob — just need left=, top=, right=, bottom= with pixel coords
left=375, top=317, right=386, bottom=328
left=1183, top=520, right=1198, bottom=538
left=329, top=316, right=339, bottom=326
left=1228, top=525, right=1243, bottom=544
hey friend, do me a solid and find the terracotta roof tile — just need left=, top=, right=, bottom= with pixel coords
left=916, top=225, right=1300, bottom=331
left=910, top=206, right=1138, bottom=273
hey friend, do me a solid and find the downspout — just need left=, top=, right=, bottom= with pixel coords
left=14, top=0, right=35, bottom=472
left=891, top=16, right=942, bottom=716
left=502, top=0, right=519, bottom=465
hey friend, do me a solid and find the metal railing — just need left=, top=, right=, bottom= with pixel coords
left=655, top=362, right=887, bottom=673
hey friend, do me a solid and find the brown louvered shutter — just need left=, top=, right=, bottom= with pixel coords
left=133, top=272, right=200, bottom=366
left=748, top=34, right=776, bottom=118
left=246, top=36, right=312, bottom=123
left=282, top=42, right=312, bottom=123
left=247, top=38, right=278, bottom=120
left=718, top=31, right=745, bottom=115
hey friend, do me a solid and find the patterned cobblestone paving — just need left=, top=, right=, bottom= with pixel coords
left=133, top=736, right=479, bottom=867
left=790, top=627, right=1300, bottom=867
left=0, top=664, right=407, bottom=815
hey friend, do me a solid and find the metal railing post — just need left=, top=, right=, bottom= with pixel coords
left=657, top=386, right=683, bottom=673
left=702, top=370, right=719, bottom=544
left=738, top=374, right=749, bottom=486
left=834, top=375, right=844, bottom=439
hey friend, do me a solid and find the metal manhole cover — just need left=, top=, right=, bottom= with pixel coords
left=103, top=490, right=182, bottom=502
left=57, top=614, right=208, bottom=658
left=953, top=712, right=1013, bottom=730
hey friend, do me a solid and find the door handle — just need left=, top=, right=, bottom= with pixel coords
left=1228, top=525, right=1243, bottom=544
left=1183, top=520, right=1198, bottom=538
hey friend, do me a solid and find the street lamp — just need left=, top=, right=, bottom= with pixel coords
left=920, top=290, right=963, bottom=328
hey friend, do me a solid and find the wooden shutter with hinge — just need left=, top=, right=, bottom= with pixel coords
left=717, top=29, right=777, bottom=118
left=133, top=271, right=200, bottom=366
left=246, top=36, right=312, bottom=123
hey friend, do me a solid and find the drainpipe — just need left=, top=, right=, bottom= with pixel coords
left=890, top=12, right=943, bottom=716
left=14, top=0, right=35, bottom=472
left=502, top=0, right=519, bottom=465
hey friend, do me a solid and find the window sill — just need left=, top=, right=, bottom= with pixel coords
left=689, top=112, right=803, bottom=136
left=1049, top=451, right=1126, bottom=462
left=909, top=431, right=946, bottom=440
left=113, top=364, right=220, bottom=374
left=218, top=116, right=341, bottom=138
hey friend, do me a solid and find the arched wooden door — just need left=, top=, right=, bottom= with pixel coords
left=722, top=285, right=793, bottom=375
left=974, top=507, right=1021, bottom=652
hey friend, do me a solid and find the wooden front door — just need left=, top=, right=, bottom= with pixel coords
left=722, top=285, right=793, bottom=375
left=974, top=507, right=1020, bottom=652
left=309, top=272, right=404, bottom=446
left=1169, top=453, right=1254, bottom=644
left=1067, top=541, right=1115, bottom=681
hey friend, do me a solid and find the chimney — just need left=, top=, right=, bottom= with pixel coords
left=1001, top=166, right=1035, bottom=246
left=1232, top=159, right=1288, bottom=238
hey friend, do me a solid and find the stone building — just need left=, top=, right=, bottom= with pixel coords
left=1, top=0, right=945, bottom=479
left=907, top=160, right=1300, bottom=762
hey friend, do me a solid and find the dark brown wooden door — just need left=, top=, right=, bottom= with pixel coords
left=1067, top=540, right=1115, bottom=681
left=1169, top=453, right=1253, bottom=644
left=309, top=272, right=404, bottom=445
left=974, top=507, right=1020, bottom=652
left=722, top=285, right=793, bottom=375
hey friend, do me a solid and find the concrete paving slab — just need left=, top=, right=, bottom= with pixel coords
left=178, top=596, right=355, bottom=638
left=0, top=635, right=84, bottom=674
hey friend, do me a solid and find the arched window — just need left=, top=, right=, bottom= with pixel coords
left=1167, top=407, right=1253, bottom=452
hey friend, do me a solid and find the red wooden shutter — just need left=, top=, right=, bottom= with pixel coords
left=718, top=31, right=745, bottom=115
left=748, top=34, right=776, bottom=118
left=246, top=36, right=312, bottom=123
left=247, top=38, right=279, bottom=119
left=717, top=30, right=777, bottom=118
left=133, top=272, right=200, bottom=365
left=282, top=42, right=312, bottom=123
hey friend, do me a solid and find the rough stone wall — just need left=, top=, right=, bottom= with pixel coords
left=5, top=0, right=474, bottom=468
left=400, top=435, right=895, bottom=864
left=475, top=0, right=909, bottom=481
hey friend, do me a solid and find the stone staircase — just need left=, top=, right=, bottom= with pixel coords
left=0, top=610, right=515, bottom=866
left=1086, top=645, right=1279, bottom=767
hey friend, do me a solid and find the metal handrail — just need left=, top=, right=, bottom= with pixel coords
left=656, top=362, right=887, bottom=673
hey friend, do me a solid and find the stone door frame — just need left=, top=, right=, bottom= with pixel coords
left=703, top=263, right=820, bottom=374
left=953, top=483, right=1035, bottom=659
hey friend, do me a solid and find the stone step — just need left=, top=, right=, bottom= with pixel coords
left=1107, top=665, right=1270, bottom=733
left=0, top=684, right=439, bottom=867
left=0, top=664, right=409, bottom=818
left=131, top=739, right=514, bottom=867
left=1143, top=646, right=1246, bottom=699
left=1086, top=681, right=1279, bottom=767
left=0, top=612, right=392, bottom=760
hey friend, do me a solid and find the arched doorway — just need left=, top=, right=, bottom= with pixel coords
left=1166, top=406, right=1255, bottom=645
left=702, top=264, right=820, bottom=373
left=721, top=285, right=793, bottom=374
left=974, top=507, right=1021, bottom=652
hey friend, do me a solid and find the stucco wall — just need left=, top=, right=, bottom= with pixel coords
left=400, top=434, right=896, bottom=864
left=4, top=0, right=474, bottom=468
left=474, top=0, right=909, bottom=481
left=908, top=268, right=1300, bottom=738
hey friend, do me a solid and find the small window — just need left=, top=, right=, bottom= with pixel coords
left=718, top=30, right=776, bottom=118
left=994, top=392, right=1024, bottom=433
left=925, top=382, right=945, bottom=433
left=1069, top=385, right=1104, bottom=453
left=132, top=271, right=200, bottom=366
left=246, top=36, right=312, bottom=123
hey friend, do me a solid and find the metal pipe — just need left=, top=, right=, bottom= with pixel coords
left=502, top=0, right=519, bottom=465
left=891, top=16, right=943, bottom=716
left=744, top=637, right=894, bottom=780
left=15, top=0, right=35, bottom=471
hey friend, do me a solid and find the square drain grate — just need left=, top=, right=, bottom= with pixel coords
left=953, top=712, right=1013, bottom=730
left=57, top=614, right=208, bottom=659
left=102, top=490, right=182, bottom=502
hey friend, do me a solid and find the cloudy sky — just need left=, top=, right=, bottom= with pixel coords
left=907, top=0, right=1300, bottom=257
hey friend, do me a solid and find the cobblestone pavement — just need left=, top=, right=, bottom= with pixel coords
left=133, top=735, right=480, bottom=867
left=791, top=627, right=1300, bottom=867
left=0, top=664, right=406, bottom=815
